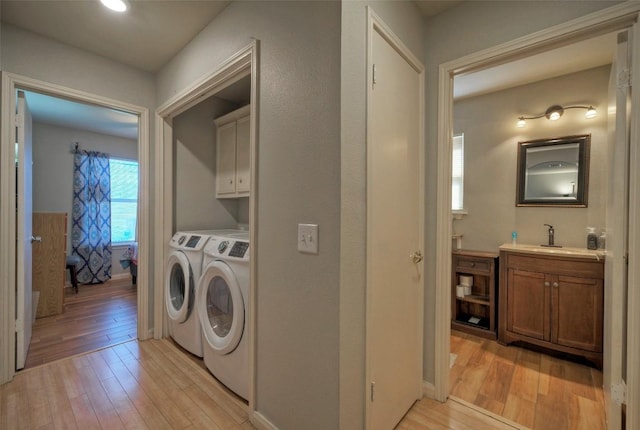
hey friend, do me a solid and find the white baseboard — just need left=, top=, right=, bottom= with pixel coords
left=111, top=273, right=131, bottom=281
left=251, top=411, right=279, bottom=430
left=422, top=380, right=436, bottom=399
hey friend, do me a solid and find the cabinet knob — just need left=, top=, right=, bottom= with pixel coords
left=544, top=281, right=550, bottom=287
left=229, top=180, right=233, bottom=184
left=553, top=282, right=559, bottom=288
left=471, top=262, right=476, bottom=267
left=239, top=179, right=243, bottom=183
left=410, top=250, right=423, bottom=264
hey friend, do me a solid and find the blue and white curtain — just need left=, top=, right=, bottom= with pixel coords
left=71, top=150, right=112, bottom=284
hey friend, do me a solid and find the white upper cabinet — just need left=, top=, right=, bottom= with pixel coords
left=214, top=105, right=250, bottom=198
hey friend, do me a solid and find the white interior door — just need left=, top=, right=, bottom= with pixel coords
left=366, top=17, right=424, bottom=430
left=15, top=90, right=34, bottom=370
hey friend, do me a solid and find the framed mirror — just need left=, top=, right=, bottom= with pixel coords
left=516, top=134, right=590, bottom=207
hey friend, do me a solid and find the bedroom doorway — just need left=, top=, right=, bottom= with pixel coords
left=0, top=73, right=150, bottom=382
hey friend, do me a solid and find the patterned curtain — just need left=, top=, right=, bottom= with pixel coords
left=71, top=150, right=112, bottom=284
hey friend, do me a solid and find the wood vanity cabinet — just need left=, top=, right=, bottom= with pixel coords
left=499, top=249, right=604, bottom=367
left=451, top=250, right=498, bottom=340
left=214, top=105, right=250, bottom=198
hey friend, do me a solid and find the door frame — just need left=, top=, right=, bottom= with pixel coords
left=365, top=8, right=425, bottom=428
left=0, top=72, right=150, bottom=383
left=154, top=40, right=259, bottom=415
left=434, top=3, right=640, bottom=428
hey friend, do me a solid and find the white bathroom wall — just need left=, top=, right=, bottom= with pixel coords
left=173, top=96, right=243, bottom=231
left=32, top=121, right=138, bottom=278
left=453, top=65, right=611, bottom=251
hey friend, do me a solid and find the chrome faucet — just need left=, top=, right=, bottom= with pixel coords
left=544, top=224, right=555, bottom=246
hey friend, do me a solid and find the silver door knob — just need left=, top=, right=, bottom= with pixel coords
left=31, top=235, right=42, bottom=243
left=411, top=250, right=423, bottom=264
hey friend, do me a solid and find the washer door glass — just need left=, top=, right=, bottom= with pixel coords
left=165, top=251, right=193, bottom=323
left=197, top=262, right=244, bottom=355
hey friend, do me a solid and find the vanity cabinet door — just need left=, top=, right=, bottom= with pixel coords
left=506, top=268, right=550, bottom=342
left=552, top=275, right=604, bottom=352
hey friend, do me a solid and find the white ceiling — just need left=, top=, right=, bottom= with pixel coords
left=1, top=0, right=231, bottom=73
left=1, top=1, right=618, bottom=137
left=454, top=32, right=618, bottom=100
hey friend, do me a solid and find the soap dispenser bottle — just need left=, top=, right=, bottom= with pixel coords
left=598, top=230, right=607, bottom=250
left=587, top=227, right=598, bottom=250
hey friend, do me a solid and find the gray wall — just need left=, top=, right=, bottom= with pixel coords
left=453, top=65, right=611, bottom=250
left=157, top=2, right=341, bottom=429
left=32, top=122, right=138, bottom=278
left=173, top=96, right=245, bottom=231
left=1, top=22, right=157, bottom=320
left=422, top=0, right=617, bottom=385
left=340, top=2, right=426, bottom=429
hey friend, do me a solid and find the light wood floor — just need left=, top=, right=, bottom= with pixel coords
left=3, top=338, right=520, bottom=430
left=448, top=330, right=606, bottom=429
left=1, top=339, right=255, bottom=430
left=25, top=279, right=137, bottom=369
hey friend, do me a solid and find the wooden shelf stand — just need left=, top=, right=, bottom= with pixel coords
left=451, top=249, right=499, bottom=340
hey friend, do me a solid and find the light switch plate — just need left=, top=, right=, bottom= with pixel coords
left=298, top=223, right=318, bottom=254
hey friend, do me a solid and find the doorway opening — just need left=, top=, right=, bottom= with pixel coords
left=0, top=73, right=150, bottom=383
left=21, top=89, right=141, bottom=369
left=434, top=7, right=640, bottom=430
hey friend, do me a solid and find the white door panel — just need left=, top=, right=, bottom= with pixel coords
left=367, top=19, right=424, bottom=430
left=16, top=91, right=34, bottom=370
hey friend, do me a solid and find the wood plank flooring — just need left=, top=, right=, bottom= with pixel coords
left=1, top=339, right=255, bottom=430
left=3, top=339, right=519, bottom=430
left=25, top=279, right=137, bottom=369
left=448, top=330, right=606, bottom=429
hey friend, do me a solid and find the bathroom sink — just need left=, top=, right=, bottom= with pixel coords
left=499, top=243, right=605, bottom=260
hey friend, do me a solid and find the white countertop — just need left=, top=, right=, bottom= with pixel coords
left=499, top=243, right=606, bottom=261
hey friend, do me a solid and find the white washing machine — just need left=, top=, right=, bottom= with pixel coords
left=197, top=231, right=250, bottom=399
left=165, top=229, right=242, bottom=357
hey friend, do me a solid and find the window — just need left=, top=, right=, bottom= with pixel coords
left=452, top=134, right=464, bottom=211
left=110, top=158, right=138, bottom=243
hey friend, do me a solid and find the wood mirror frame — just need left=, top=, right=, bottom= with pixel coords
left=516, top=134, right=590, bottom=207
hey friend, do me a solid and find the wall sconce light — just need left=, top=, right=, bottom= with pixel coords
left=516, top=104, right=596, bottom=128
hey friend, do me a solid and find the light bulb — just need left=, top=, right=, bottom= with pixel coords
left=101, top=0, right=127, bottom=12
left=517, top=118, right=526, bottom=128
left=549, top=111, right=561, bottom=121
left=585, top=106, right=597, bottom=119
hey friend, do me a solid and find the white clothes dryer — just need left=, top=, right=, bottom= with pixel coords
left=166, top=231, right=209, bottom=356
left=197, top=231, right=250, bottom=399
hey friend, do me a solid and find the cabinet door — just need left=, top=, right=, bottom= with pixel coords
left=552, top=275, right=603, bottom=352
left=507, top=268, right=550, bottom=341
left=235, top=115, right=250, bottom=194
left=216, top=122, right=237, bottom=195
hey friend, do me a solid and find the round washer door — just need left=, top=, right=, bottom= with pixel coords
left=165, top=251, right=194, bottom=323
left=197, top=261, right=244, bottom=355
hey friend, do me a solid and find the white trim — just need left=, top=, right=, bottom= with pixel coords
left=626, top=16, right=640, bottom=430
left=422, top=381, right=436, bottom=399
left=365, top=7, right=425, bottom=428
left=0, top=72, right=150, bottom=384
left=154, top=40, right=259, bottom=417
left=251, top=411, right=280, bottom=430
left=434, top=1, right=640, bottom=420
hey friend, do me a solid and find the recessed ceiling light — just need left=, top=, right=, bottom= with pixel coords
left=100, top=0, right=127, bottom=12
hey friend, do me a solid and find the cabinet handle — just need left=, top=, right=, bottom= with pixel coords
left=553, top=282, right=559, bottom=288
left=544, top=281, right=550, bottom=287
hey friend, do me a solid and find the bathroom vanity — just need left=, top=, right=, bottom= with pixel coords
left=498, top=244, right=604, bottom=368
